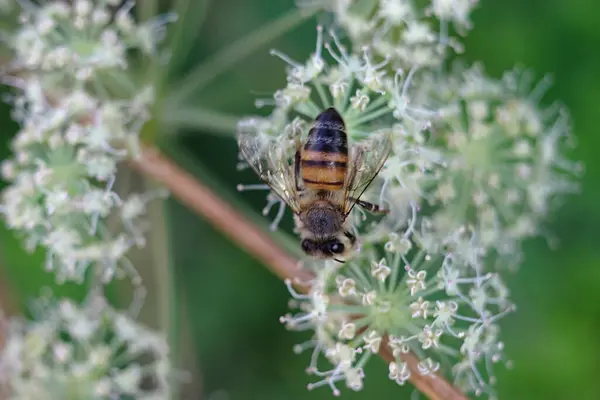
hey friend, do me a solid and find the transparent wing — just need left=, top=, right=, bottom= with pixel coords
left=343, top=131, right=393, bottom=215
left=237, top=129, right=301, bottom=213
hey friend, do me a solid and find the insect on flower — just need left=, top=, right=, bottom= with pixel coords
left=237, top=107, right=391, bottom=262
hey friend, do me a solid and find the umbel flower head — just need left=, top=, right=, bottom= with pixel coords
left=233, top=4, right=581, bottom=399
left=245, top=25, right=433, bottom=138
left=0, top=296, right=171, bottom=400
left=237, top=26, right=440, bottom=232
left=7, top=0, right=176, bottom=82
left=282, top=233, right=514, bottom=398
left=404, top=64, right=583, bottom=268
left=301, top=0, right=480, bottom=70
left=0, top=0, right=175, bottom=283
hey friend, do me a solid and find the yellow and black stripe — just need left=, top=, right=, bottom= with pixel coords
left=301, top=108, right=348, bottom=191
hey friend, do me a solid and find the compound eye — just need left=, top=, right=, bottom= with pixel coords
left=329, top=241, right=345, bottom=254
left=301, top=239, right=316, bottom=254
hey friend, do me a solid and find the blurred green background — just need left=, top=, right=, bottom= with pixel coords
left=1, top=1, right=599, bottom=399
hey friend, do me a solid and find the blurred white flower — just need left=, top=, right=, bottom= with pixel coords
left=9, top=0, right=176, bottom=78
left=0, top=0, right=175, bottom=283
left=0, top=296, right=171, bottom=400
left=410, top=64, right=583, bottom=267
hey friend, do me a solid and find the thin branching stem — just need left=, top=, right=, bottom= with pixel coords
left=136, top=0, right=159, bottom=22
left=166, top=7, right=317, bottom=106
left=131, top=145, right=313, bottom=283
left=131, top=145, right=469, bottom=400
left=161, top=106, right=240, bottom=136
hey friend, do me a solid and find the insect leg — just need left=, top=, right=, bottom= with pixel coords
left=294, top=139, right=304, bottom=192
left=351, top=198, right=389, bottom=215
left=344, top=231, right=357, bottom=246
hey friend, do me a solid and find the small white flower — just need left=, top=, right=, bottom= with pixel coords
left=406, top=269, right=427, bottom=296
left=325, top=343, right=357, bottom=370
left=344, top=367, right=364, bottom=391
left=418, top=358, right=441, bottom=375
left=350, top=90, right=370, bottom=111
left=313, top=0, right=471, bottom=69
left=434, top=300, right=458, bottom=325
left=52, top=342, right=73, bottom=365
left=388, top=336, right=411, bottom=358
left=363, top=330, right=382, bottom=353
left=429, top=0, right=479, bottom=29
left=338, top=321, right=357, bottom=339
left=362, top=290, right=377, bottom=305
left=371, top=258, right=392, bottom=282
left=410, top=297, right=430, bottom=319
left=113, top=364, right=142, bottom=394
left=384, top=232, right=413, bottom=254
left=337, top=277, right=357, bottom=297
left=419, top=325, right=443, bottom=349
left=389, top=361, right=411, bottom=385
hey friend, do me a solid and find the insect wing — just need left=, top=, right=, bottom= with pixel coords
left=343, top=132, right=392, bottom=215
left=237, top=130, right=300, bottom=213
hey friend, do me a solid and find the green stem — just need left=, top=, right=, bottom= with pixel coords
left=135, top=0, right=158, bottom=22
left=166, top=7, right=317, bottom=106
left=162, top=106, right=241, bottom=135
left=165, top=202, right=181, bottom=400
left=160, top=141, right=303, bottom=259
left=153, top=0, right=212, bottom=98
left=168, top=0, right=192, bottom=47
left=314, top=81, right=331, bottom=108
left=148, top=189, right=180, bottom=400
left=346, top=105, right=392, bottom=128
left=173, top=0, right=212, bottom=52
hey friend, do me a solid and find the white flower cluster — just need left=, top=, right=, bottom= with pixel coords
left=9, top=0, right=175, bottom=81
left=0, top=296, right=170, bottom=400
left=237, top=26, right=439, bottom=231
left=0, top=0, right=174, bottom=284
left=304, top=0, right=480, bottom=70
left=0, top=1, right=176, bottom=397
left=236, top=2, right=581, bottom=398
left=410, top=64, right=582, bottom=268
left=283, top=235, right=514, bottom=397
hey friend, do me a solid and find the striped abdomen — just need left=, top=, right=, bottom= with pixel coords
left=301, top=107, right=348, bottom=191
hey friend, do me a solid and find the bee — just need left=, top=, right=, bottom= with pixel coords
left=237, top=107, right=391, bottom=262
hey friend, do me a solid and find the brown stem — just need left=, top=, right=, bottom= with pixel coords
left=131, top=145, right=469, bottom=400
left=130, top=146, right=313, bottom=284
